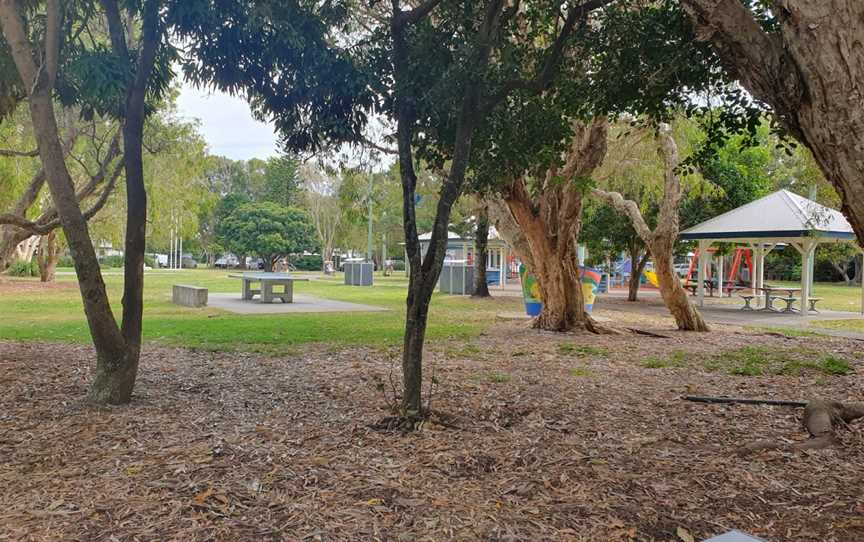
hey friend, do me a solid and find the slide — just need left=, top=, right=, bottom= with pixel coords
left=643, top=269, right=660, bottom=288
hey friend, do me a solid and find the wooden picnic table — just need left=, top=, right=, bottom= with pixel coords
left=229, top=273, right=309, bottom=303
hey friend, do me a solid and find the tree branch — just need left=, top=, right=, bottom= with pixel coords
left=0, top=148, right=39, bottom=157
left=0, top=160, right=123, bottom=235
left=393, top=0, right=446, bottom=29
left=480, top=0, right=614, bottom=113
left=591, top=187, right=653, bottom=241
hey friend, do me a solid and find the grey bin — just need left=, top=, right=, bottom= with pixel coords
left=439, top=262, right=474, bottom=295
left=344, top=262, right=374, bottom=286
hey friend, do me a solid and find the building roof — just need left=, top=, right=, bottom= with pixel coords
left=679, top=189, right=855, bottom=241
left=418, top=228, right=506, bottom=243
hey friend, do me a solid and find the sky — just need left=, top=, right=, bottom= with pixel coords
left=176, top=82, right=279, bottom=161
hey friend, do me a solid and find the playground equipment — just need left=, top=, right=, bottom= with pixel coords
left=643, top=269, right=660, bottom=288
left=683, top=247, right=754, bottom=295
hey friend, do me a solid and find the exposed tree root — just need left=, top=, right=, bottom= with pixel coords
left=369, top=409, right=462, bottom=434
left=738, top=399, right=864, bottom=455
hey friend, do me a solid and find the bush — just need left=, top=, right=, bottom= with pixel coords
left=391, top=259, right=406, bottom=271
left=57, top=255, right=74, bottom=268
left=144, top=255, right=156, bottom=269
left=5, top=260, right=38, bottom=277
left=100, top=255, right=124, bottom=268
left=293, top=254, right=323, bottom=271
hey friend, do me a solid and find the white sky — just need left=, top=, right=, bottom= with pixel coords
left=176, top=82, right=279, bottom=161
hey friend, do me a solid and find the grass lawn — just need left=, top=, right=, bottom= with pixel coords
left=0, top=269, right=523, bottom=353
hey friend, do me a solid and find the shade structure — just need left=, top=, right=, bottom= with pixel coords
left=679, top=190, right=861, bottom=317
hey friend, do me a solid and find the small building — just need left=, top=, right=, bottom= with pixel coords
left=409, top=228, right=519, bottom=289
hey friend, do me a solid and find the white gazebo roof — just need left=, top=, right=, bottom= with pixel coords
left=680, top=189, right=855, bottom=242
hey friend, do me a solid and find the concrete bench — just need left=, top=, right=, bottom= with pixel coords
left=172, top=284, right=208, bottom=307
left=808, top=297, right=822, bottom=312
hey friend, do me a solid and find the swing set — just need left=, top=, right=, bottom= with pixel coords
left=684, top=247, right=754, bottom=296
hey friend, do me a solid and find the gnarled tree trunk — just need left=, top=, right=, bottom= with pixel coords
left=472, top=204, right=491, bottom=298
left=681, top=0, right=864, bottom=249
left=501, top=119, right=612, bottom=333
left=593, top=125, right=708, bottom=331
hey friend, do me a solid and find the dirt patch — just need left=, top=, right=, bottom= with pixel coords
left=0, top=277, right=77, bottom=293
left=1, top=325, right=863, bottom=541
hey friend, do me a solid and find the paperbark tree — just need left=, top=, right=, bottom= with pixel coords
left=593, top=125, right=708, bottom=331
left=497, top=119, right=611, bottom=332
left=472, top=204, right=491, bottom=298
left=680, top=0, right=864, bottom=248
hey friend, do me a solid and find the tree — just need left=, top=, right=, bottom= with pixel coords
left=593, top=124, right=708, bottom=331
left=488, top=119, right=612, bottom=332
left=262, top=154, right=299, bottom=207
left=679, top=0, right=864, bottom=248
left=472, top=203, right=491, bottom=298
left=0, top=0, right=167, bottom=403
left=219, top=202, right=316, bottom=272
left=299, top=164, right=341, bottom=269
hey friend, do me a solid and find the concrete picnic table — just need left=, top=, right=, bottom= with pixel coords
left=228, top=272, right=309, bottom=303
left=758, top=285, right=801, bottom=313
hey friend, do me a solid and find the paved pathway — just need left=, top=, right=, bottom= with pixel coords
left=207, top=293, right=388, bottom=315
left=598, top=290, right=864, bottom=339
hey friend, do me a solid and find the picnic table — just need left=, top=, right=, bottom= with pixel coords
left=758, top=285, right=801, bottom=312
left=229, top=272, right=309, bottom=303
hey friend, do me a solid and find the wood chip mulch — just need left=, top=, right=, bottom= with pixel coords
left=1, top=322, right=863, bottom=541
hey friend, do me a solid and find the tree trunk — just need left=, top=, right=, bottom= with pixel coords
left=681, top=0, right=864, bottom=249
left=37, top=231, right=59, bottom=282
left=592, top=125, right=708, bottom=331
left=628, top=248, right=648, bottom=301
left=652, top=238, right=708, bottom=331
left=502, top=119, right=611, bottom=333
left=472, top=204, right=491, bottom=298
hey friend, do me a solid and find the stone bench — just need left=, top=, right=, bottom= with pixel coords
left=172, top=284, right=208, bottom=308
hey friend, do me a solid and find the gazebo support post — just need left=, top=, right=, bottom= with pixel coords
left=697, top=240, right=710, bottom=307
left=717, top=248, right=725, bottom=298
left=793, top=239, right=817, bottom=318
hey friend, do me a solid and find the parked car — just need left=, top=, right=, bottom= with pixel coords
left=214, top=255, right=239, bottom=268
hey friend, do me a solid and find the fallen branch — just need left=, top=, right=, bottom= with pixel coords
left=683, top=395, right=807, bottom=407
left=627, top=328, right=671, bottom=339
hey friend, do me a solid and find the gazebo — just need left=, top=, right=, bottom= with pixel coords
left=679, top=189, right=861, bottom=317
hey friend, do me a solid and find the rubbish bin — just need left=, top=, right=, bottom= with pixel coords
left=439, top=261, right=474, bottom=295
left=344, top=261, right=374, bottom=286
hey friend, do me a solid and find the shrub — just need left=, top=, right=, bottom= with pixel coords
left=100, top=255, right=124, bottom=268
left=5, top=260, right=38, bottom=277
left=143, top=255, right=156, bottom=268
left=293, top=254, right=323, bottom=271
left=57, top=255, right=75, bottom=268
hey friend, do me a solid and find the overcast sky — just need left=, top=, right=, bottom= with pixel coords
left=176, top=82, right=279, bottom=161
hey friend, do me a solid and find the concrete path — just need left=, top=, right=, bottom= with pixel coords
left=207, top=293, right=388, bottom=315
left=597, top=290, right=864, bottom=339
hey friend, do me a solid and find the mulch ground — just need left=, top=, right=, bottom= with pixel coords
left=1, top=321, right=863, bottom=541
